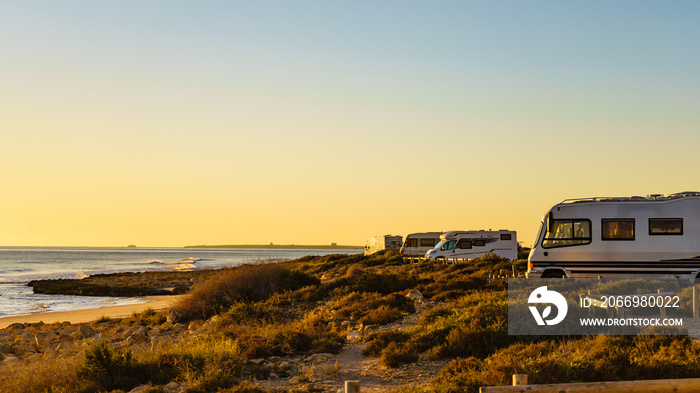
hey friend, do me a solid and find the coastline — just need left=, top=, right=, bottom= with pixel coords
left=0, top=295, right=183, bottom=329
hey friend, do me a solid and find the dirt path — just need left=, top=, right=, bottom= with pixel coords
left=315, top=295, right=449, bottom=392
left=334, top=341, right=449, bottom=392
left=255, top=294, right=450, bottom=392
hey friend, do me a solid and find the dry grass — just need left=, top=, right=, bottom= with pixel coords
left=218, top=311, right=345, bottom=359
left=331, top=291, right=414, bottom=326
left=0, top=355, right=94, bottom=393
left=176, top=262, right=319, bottom=319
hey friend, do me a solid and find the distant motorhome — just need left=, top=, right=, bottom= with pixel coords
left=364, top=235, right=403, bottom=256
left=425, top=230, right=518, bottom=262
left=400, top=232, right=443, bottom=258
left=527, top=192, right=700, bottom=280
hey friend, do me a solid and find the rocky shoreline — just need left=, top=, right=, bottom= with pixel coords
left=28, top=269, right=224, bottom=297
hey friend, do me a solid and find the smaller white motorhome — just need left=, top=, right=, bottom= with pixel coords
left=400, top=232, right=443, bottom=258
left=364, top=235, right=403, bottom=255
left=425, top=230, right=518, bottom=262
left=527, top=192, right=700, bottom=279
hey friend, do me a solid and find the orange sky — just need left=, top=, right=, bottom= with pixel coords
left=1, top=2, right=698, bottom=247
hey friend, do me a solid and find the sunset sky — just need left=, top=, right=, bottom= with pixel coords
left=1, top=2, right=699, bottom=247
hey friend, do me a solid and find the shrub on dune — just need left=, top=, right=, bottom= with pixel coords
left=176, top=263, right=319, bottom=319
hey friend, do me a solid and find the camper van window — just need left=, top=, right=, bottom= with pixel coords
left=420, top=239, right=437, bottom=247
left=542, top=219, right=591, bottom=248
left=474, top=240, right=486, bottom=247
left=602, top=219, right=635, bottom=240
left=406, top=239, right=418, bottom=248
left=458, top=240, right=472, bottom=249
left=441, top=240, right=456, bottom=251
left=501, top=233, right=512, bottom=241
left=532, top=222, right=544, bottom=248
left=649, top=218, right=683, bottom=235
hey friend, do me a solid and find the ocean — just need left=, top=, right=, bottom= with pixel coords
left=0, top=247, right=361, bottom=318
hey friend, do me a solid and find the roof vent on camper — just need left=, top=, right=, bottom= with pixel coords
left=648, top=194, right=663, bottom=200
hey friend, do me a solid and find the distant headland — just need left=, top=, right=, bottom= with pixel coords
left=184, top=243, right=362, bottom=249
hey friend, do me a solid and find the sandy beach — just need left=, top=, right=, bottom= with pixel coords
left=0, top=295, right=183, bottom=329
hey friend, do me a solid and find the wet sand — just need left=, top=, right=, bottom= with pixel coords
left=0, top=295, right=183, bottom=329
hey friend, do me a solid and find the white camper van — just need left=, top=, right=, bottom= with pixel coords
left=527, top=192, right=700, bottom=279
left=425, top=230, right=518, bottom=262
left=400, top=232, right=443, bottom=258
left=364, top=235, right=403, bottom=256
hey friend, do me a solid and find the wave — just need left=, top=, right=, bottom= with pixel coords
left=148, top=257, right=201, bottom=265
left=0, top=268, right=32, bottom=273
left=99, top=298, right=119, bottom=306
left=172, top=263, right=196, bottom=271
left=145, top=258, right=199, bottom=272
left=31, top=303, right=50, bottom=313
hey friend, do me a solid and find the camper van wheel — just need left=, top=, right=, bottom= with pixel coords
left=541, top=270, right=565, bottom=279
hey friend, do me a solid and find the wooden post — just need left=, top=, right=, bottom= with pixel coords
left=512, top=264, right=517, bottom=278
left=512, top=374, right=528, bottom=386
left=694, top=286, right=699, bottom=323
left=345, top=380, right=360, bottom=393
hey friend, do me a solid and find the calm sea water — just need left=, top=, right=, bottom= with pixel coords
left=0, top=247, right=361, bottom=318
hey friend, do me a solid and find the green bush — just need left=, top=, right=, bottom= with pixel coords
left=223, top=321, right=344, bottom=359
left=362, top=331, right=412, bottom=357
left=381, top=342, right=419, bottom=368
left=419, top=305, right=453, bottom=325
left=76, top=341, right=141, bottom=391
left=332, top=292, right=414, bottom=327
left=122, top=308, right=167, bottom=327
left=184, top=367, right=237, bottom=393
left=429, top=324, right=509, bottom=359
left=431, top=357, right=484, bottom=393
left=177, top=263, right=320, bottom=319
left=220, top=297, right=289, bottom=325
left=363, top=249, right=405, bottom=266
left=329, top=269, right=417, bottom=295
